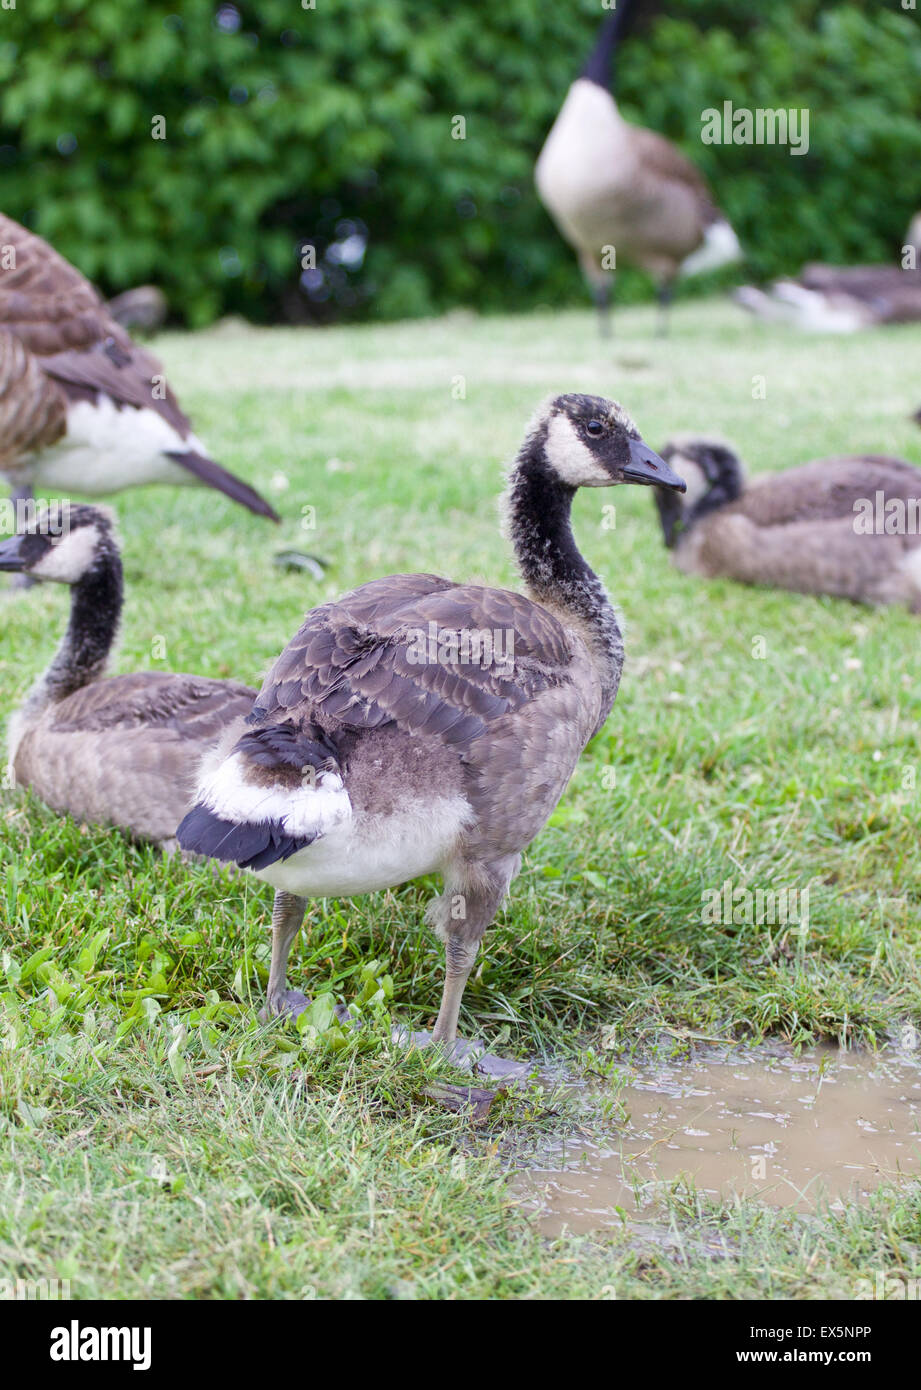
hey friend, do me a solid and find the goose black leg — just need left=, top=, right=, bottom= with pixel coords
left=6, top=483, right=36, bottom=591
left=656, top=280, right=674, bottom=338
left=260, top=889, right=309, bottom=1021
left=593, top=281, right=613, bottom=340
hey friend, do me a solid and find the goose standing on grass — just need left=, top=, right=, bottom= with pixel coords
left=0, top=503, right=256, bottom=849
left=178, top=394, right=686, bottom=1053
left=735, top=212, right=921, bottom=330
left=652, top=436, right=921, bottom=610
left=0, top=211, right=278, bottom=588
left=535, top=2, right=742, bottom=336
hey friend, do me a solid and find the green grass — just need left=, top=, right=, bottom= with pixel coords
left=2, top=299, right=921, bottom=1299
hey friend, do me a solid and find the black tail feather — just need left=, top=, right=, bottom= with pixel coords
left=165, top=450, right=280, bottom=521
left=176, top=803, right=315, bottom=871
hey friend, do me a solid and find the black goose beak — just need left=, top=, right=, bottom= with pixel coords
left=0, top=534, right=26, bottom=571
left=623, top=438, right=687, bottom=492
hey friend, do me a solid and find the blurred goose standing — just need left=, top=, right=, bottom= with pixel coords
left=535, top=2, right=741, bottom=335
left=653, top=436, right=921, bottom=610
left=0, top=503, right=256, bottom=849
left=0, top=212, right=278, bottom=582
left=178, top=394, right=686, bottom=1051
left=735, top=213, right=921, bottom=330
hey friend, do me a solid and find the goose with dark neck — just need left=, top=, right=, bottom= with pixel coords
left=652, top=436, right=921, bottom=611
left=0, top=503, right=256, bottom=848
left=178, top=394, right=686, bottom=1055
left=535, top=3, right=741, bottom=335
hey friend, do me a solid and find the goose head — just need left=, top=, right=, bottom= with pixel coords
left=535, top=393, right=687, bottom=493
left=653, top=437, right=744, bottom=547
left=0, top=503, right=118, bottom=584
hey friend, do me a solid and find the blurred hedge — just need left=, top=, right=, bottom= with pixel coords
left=0, top=0, right=919, bottom=324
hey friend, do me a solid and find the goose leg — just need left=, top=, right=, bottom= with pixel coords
left=260, top=890, right=308, bottom=1021
left=593, top=281, right=613, bottom=340
left=432, top=936, right=480, bottom=1046
left=579, top=251, right=613, bottom=339
left=400, top=855, right=531, bottom=1080
left=656, top=280, right=674, bottom=338
left=6, top=483, right=36, bottom=591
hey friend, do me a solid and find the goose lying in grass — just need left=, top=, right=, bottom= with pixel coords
left=0, top=503, right=255, bottom=849
left=178, top=394, right=686, bottom=1055
left=0, top=211, right=278, bottom=592
left=653, top=437, right=921, bottom=611
left=535, top=2, right=741, bottom=335
left=735, top=213, right=921, bottom=330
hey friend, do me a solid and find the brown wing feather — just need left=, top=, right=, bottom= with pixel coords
left=251, top=576, right=574, bottom=749
left=47, top=671, right=256, bottom=734
left=14, top=672, right=257, bottom=845
left=0, top=212, right=191, bottom=435
left=0, top=329, right=67, bottom=474
left=729, top=456, right=921, bottom=527
left=628, top=127, right=720, bottom=223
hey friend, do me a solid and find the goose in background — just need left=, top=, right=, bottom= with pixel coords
left=653, top=436, right=921, bottom=611
left=177, top=394, right=686, bottom=1054
left=735, top=213, right=921, bottom=330
left=535, top=1, right=742, bottom=335
left=0, top=211, right=278, bottom=589
left=0, top=503, right=256, bottom=849
left=105, top=285, right=168, bottom=337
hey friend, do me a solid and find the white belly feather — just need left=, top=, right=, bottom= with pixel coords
left=29, top=395, right=204, bottom=494
left=254, top=795, right=473, bottom=898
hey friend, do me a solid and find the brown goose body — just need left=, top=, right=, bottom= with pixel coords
left=656, top=440, right=921, bottom=612
left=178, top=394, right=687, bottom=1046
left=0, top=213, right=277, bottom=518
left=535, top=6, right=740, bottom=330
left=0, top=506, right=255, bottom=850
left=12, top=671, right=255, bottom=848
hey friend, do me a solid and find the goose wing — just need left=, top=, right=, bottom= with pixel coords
left=13, top=673, right=257, bottom=845
left=43, top=671, right=257, bottom=735
left=728, top=456, right=921, bottom=527
left=178, top=574, right=583, bottom=870
left=253, top=574, right=574, bottom=744
left=0, top=212, right=191, bottom=433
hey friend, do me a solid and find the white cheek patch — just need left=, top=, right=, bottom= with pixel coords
left=545, top=414, right=613, bottom=488
left=31, top=525, right=101, bottom=583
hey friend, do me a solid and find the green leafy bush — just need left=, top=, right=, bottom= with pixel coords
left=0, top=0, right=918, bottom=323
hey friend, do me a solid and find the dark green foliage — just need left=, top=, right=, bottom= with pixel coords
left=0, top=0, right=918, bottom=323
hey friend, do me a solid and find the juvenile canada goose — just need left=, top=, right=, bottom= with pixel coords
left=735, top=213, right=921, bottom=330
left=653, top=436, right=921, bottom=611
left=0, top=503, right=256, bottom=849
left=177, top=394, right=686, bottom=1049
left=0, top=212, right=279, bottom=545
left=535, top=3, right=741, bottom=335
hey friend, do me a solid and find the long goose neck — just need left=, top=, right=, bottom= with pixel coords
left=504, top=436, right=623, bottom=711
left=581, top=1, right=637, bottom=91
left=27, top=553, right=123, bottom=713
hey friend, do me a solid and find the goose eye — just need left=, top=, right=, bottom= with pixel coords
left=586, top=419, right=604, bottom=437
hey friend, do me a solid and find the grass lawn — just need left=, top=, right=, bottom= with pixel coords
left=1, top=298, right=920, bottom=1299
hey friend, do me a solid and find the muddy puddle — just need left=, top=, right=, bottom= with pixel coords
left=514, top=1046, right=921, bottom=1236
